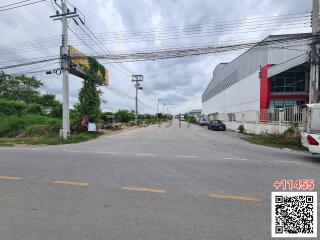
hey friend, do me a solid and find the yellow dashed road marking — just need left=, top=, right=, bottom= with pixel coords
left=52, top=180, right=89, bottom=187
left=0, top=176, right=23, bottom=180
left=122, top=186, right=166, bottom=193
left=208, top=194, right=262, bottom=202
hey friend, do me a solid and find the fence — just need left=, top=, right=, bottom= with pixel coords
left=210, top=106, right=303, bottom=125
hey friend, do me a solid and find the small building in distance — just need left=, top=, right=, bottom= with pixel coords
left=187, top=109, right=202, bottom=118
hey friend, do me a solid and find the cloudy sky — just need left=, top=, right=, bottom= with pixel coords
left=0, top=0, right=312, bottom=114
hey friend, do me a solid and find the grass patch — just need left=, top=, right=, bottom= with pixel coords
left=0, top=114, right=60, bottom=137
left=244, top=133, right=305, bottom=151
left=0, top=114, right=101, bottom=146
left=0, top=132, right=101, bottom=146
left=0, top=138, right=14, bottom=147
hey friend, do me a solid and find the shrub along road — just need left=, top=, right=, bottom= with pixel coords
left=0, top=120, right=319, bottom=240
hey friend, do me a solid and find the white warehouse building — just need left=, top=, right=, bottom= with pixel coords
left=202, top=33, right=310, bottom=119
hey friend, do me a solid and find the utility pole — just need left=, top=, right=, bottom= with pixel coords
left=51, top=0, right=79, bottom=139
left=310, top=0, right=320, bottom=103
left=156, top=99, right=160, bottom=122
left=61, top=0, right=69, bottom=139
left=132, top=75, right=144, bottom=119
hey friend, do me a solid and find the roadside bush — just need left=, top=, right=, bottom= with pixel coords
left=238, top=124, right=245, bottom=133
left=0, top=98, right=28, bottom=115
left=24, top=124, right=56, bottom=136
left=186, top=116, right=197, bottom=124
left=283, top=123, right=300, bottom=137
left=100, top=111, right=114, bottom=121
left=26, top=103, right=42, bottom=114
left=0, top=99, right=44, bottom=116
left=70, top=108, right=82, bottom=131
left=245, top=132, right=302, bottom=150
left=115, top=110, right=135, bottom=123
left=0, top=114, right=60, bottom=137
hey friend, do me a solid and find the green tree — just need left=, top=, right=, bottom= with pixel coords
left=0, top=72, right=43, bottom=103
left=77, top=59, right=105, bottom=123
left=33, top=94, right=62, bottom=117
left=115, top=110, right=135, bottom=123
left=78, top=75, right=101, bottom=123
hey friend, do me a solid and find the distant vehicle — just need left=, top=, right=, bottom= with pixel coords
left=208, top=120, right=226, bottom=131
left=301, top=103, right=320, bottom=154
left=101, top=115, right=122, bottom=130
left=198, top=119, right=209, bottom=126
left=180, top=115, right=185, bottom=121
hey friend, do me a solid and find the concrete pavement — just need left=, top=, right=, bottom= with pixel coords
left=0, top=119, right=319, bottom=239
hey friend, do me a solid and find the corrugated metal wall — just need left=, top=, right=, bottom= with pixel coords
left=202, top=35, right=309, bottom=103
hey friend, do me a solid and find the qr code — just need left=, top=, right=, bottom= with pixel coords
left=271, top=192, right=317, bottom=238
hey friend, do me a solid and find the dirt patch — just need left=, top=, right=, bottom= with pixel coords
left=99, top=124, right=143, bottom=136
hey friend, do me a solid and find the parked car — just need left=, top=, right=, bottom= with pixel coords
left=208, top=120, right=226, bottom=131
left=198, top=119, right=209, bottom=126
left=301, top=103, right=320, bottom=154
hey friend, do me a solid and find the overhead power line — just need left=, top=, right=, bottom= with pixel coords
left=0, top=12, right=311, bottom=55
left=0, top=0, right=45, bottom=12
left=0, top=33, right=312, bottom=70
left=8, top=60, right=61, bottom=75
left=62, top=0, right=136, bottom=77
left=76, top=24, right=133, bottom=75
left=0, top=21, right=309, bottom=56
left=0, top=0, right=33, bottom=8
left=71, top=33, right=314, bottom=62
left=0, top=12, right=310, bottom=48
left=68, top=26, right=132, bottom=76
left=0, top=57, right=60, bottom=70
left=82, top=24, right=136, bottom=75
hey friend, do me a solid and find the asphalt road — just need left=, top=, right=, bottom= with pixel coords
left=0, top=119, right=319, bottom=240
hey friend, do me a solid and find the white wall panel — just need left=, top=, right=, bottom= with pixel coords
left=202, top=71, right=260, bottom=115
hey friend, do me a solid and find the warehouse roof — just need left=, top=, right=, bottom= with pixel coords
left=202, top=33, right=310, bottom=103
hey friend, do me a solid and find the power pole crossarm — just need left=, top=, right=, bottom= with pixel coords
left=132, top=75, right=144, bottom=119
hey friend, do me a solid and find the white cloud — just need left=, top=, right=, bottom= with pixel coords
left=0, top=0, right=312, bottom=114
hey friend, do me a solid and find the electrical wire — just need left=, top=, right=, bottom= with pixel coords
left=68, top=26, right=132, bottom=76
left=76, top=24, right=133, bottom=75
left=73, top=33, right=313, bottom=62
left=0, top=20, right=310, bottom=55
left=0, top=0, right=45, bottom=12
left=0, top=12, right=311, bottom=55
left=0, top=33, right=312, bottom=69
left=0, top=57, right=60, bottom=70
left=0, top=0, right=34, bottom=9
left=62, top=0, right=135, bottom=75
left=8, top=60, right=61, bottom=75
left=82, top=24, right=136, bottom=75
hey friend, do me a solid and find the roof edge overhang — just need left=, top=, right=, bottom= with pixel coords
left=268, top=53, right=309, bottom=78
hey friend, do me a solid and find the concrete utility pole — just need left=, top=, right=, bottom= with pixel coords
left=156, top=99, right=160, bottom=121
left=50, top=0, right=79, bottom=139
left=132, top=75, right=144, bottom=118
left=310, top=0, right=320, bottom=103
left=61, top=0, right=69, bottom=139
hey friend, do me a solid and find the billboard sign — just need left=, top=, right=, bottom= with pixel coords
left=68, top=46, right=109, bottom=86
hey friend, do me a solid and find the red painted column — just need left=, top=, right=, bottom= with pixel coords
left=260, top=64, right=272, bottom=121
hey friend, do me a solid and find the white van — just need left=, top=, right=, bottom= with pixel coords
left=301, top=104, right=320, bottom=154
